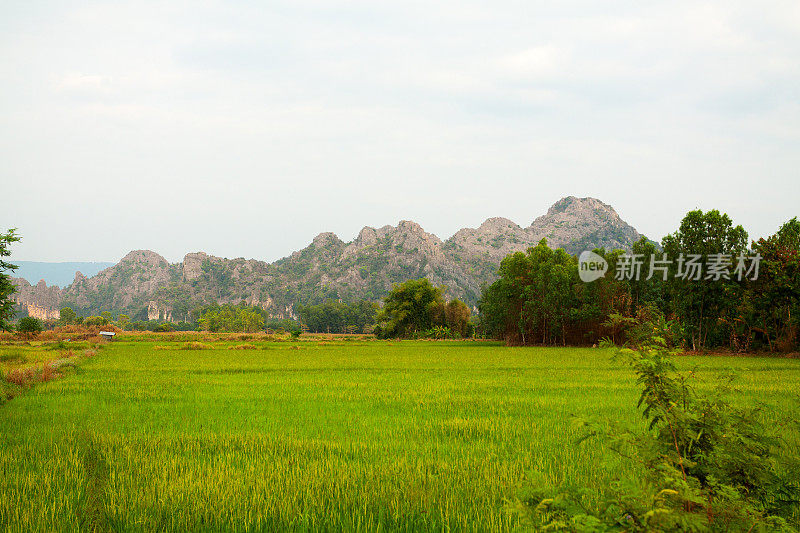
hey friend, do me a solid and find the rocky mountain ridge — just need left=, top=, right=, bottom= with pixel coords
left=11, top=197, right=644, bottom=320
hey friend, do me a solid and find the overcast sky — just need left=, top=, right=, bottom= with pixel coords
left=2, top=1, right=798, bottom=263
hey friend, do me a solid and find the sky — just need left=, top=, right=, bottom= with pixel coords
left=2, top=1, right=799, bottom=263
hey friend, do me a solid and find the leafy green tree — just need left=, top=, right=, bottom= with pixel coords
left=17, top=316, right=43, bottom=335
left=297, top=300, right=378, bottom=333
left=479, top=240, right=581, bottom=345
left=59, top=307, right=77, bottom=325
left=84, top=316, right=109, bottom=327
left=662, top=210, right=748, bottom=350
left=378, top=278, right=445, bottom=337
left=196, top=305, right=265, bottom=332
left=239, top=308, right=265, bottom=333
left=629, top=236, right=665, bottom=311
left=0, top=229, right=21, bottom=332
left=153, top=322, right=175, bottom=333
left=264, top=317, right=302, bottom=333
left=479, top=241, right=638, bottom=345
left=748, top=217, right=800, bottom=351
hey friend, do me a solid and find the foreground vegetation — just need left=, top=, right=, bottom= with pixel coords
left=1, top=337, right=798, bottom=531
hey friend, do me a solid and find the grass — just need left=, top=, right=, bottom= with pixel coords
left=0, top=340, right=798, bottom=531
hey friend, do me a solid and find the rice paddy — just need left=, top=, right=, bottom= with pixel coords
left=1, top=338, right=798, bottom=531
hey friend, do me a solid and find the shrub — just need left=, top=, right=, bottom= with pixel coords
left=17, top=317, right=43, bottom=336
left=83, top=316, right=109, bottom=327
left=518, top=336, right=800, bottom=531
left=40, top=363, right=55, bottom=382
left=153, top=323, right=176, bottom=333
left=181, top=342, right=212, bottom=350
left=3, top=367, right=37, bottom=387
left=415, top=326, right=458, bottom=340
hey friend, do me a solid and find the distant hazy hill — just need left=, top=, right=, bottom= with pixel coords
left=11, top=197, right=644, bottom=319
left=12, top=261, right=115, bottom=288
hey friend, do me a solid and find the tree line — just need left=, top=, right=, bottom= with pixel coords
left=3, top=208, right=797, bottom=349
left=296, top=300, right=378, bottom=334
left=479, top=209, right=799, bottom=351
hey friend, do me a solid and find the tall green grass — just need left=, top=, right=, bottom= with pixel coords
left=0, top=341, right=797, bottom=531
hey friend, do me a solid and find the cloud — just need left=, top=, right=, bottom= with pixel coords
left=498, top=45, right=563, bottom=80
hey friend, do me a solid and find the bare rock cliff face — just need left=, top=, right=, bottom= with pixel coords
left=182, top=252, right=208, bottom=281
left=12, top=278, right=63, bottom=319
left=12, top=197, right=645, bottom=318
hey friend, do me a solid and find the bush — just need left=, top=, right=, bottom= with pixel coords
left=17, top=317, right=43, bottom=336
left=153, top=323, right=175, bottom=333
left=518, top=336, right=800, bottom=531
left=181, top=342, right=212, bottom=350
left=415, top=326, right=459, bottom=340
left=83, top=316, right=109, bottom=327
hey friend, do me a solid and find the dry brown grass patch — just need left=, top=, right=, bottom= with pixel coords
left=182, top=342, right=213, bottom=350
left=4, top=367, right=37, bottom=387
left=40, top=363, right=56, bottom=382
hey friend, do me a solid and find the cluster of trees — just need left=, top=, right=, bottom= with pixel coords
left=297, top=300, right=378, bottom=334
left=375, top=278, right=473, bottom=338
left=194, top=304, right=265, bottom=333
left=479, top=210, right=800, bottom=351
left=53, top=307, right=193, bottom=331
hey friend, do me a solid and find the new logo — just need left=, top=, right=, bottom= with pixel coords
left=579, top=251, right=608, bottom=282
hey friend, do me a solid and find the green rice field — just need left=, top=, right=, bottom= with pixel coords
left=1, top=339, right=798, bottom=531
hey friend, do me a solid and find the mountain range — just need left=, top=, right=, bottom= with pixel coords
left=11, top=196, right=644, bottom=321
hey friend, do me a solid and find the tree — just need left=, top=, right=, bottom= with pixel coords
left=748, top=217, right=800, bottom=351
left=479, top=241, right=635, bottom=345
left=479, top=240, right=581, bottom=345
left=84, top=316, right=109, bottom=327
left=443, top=299, right=471, bottom=337
left=0, top=229, right=21, bottom=332
left=297, top=300, right=378, bottom=333
left=17, top=316, right=43, bottom=336
left=239, top=308, right=265, bottom=333
left=628, top=236, right=665, bottom=312
left=153, top=322, right=175, bottom=333
left=662, top=210, right=748, bottom=350
left=59, top=307, right=77, bottom=325
left=196, top=304, right=266, bottom=332
left=378, top=278, right=445, bottom=337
